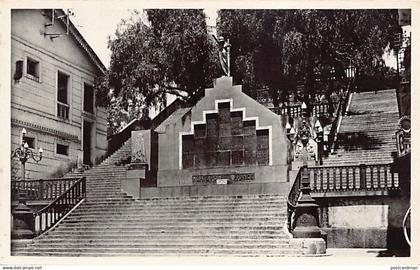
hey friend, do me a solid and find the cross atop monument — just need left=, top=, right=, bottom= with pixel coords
left=213, top=35, right=231, bottom=76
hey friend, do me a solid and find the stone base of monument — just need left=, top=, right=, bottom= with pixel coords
left=140, top=182, right=290, bottom=199
left=292, top=160, right=316, bottom=171
left=121, top=163, right=148, bottom=199
left=289, top=238, right=326, bottom=255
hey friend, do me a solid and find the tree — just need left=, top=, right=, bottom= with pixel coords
left=217, top=10, right=400, bottom=106
left=96, top=9, right=218, bottom=135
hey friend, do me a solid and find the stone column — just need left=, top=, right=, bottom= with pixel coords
left=121, top=130, right=150, bottom=199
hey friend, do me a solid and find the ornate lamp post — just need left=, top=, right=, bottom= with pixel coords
left=289, top=120, right=326, bottom=254
left=315, top=120, right=323, bottom=165
left=11, top=128, right=43, bottom=239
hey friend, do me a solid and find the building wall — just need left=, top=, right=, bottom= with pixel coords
left=316, top=192, right=410, bottom=249
left=11, top=9, right=107, bottom=179
left=157, top=77, right=289, bottom=187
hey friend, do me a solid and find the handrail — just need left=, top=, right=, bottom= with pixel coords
left=287, top=166, right=303, bottom=232
left=327, top=84, right=352, bottom=154
left=308, top=163, right=399, bottom=193
left=11, top=177, right=80, bottom=201
left=32, top=176, right=86, bottom=236
left=403, top=207, right=411, bottom=247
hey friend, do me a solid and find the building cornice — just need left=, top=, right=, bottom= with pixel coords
left=12, top=118, right=80, bottom=144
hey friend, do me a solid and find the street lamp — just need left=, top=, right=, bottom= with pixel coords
left=11, top=128, right=43, bottom=239
left=12, top=128, right=43, bottom=181
left=315, top=120, right=323, bottom=165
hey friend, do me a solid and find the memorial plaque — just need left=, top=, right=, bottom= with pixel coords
left=218, top=106, right=231, bottom=124
left=257, top=149, right=269, bottom=165
left=194, top=124, right=206, bottom=138
left=217, top=151, right=231, bottom=166
left=232, top=150, right=244, bottom=165
left=206, top=113, right=219, bottom=137
left=182, top=153, right=194, bottom=169
left=243, top=120, right=256, bottom=136
left=195, top=138, right=205, bottom=152
left=231, top=111, right=243, bottom=135
left=181, top=101, right=271, bottom=169
left=182, top=135, right=195, bottom=153
left=244, top=135, right=257, bottom=150
left=217, top=136, right=232, bottom=150
left=216, top=179, right=228, bottom=185
left=206, top=137, right=218, bottom=151
left=206, top=151, right=217, bottom=167
left=257, top=129, right=269, bottom=150
left=195, top=152, right=207, bottom=168
left=231, top=135, right=243, bottom=150
left=244, top=149, right=257, bottom=165
left=192, top=173, right=255, bottom=185
left=219, top=123, right=231, bottom=137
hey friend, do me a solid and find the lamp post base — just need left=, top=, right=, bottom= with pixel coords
left=12, top=209, right=34, bottom=239
left=290, top=238, right=326, bottom=255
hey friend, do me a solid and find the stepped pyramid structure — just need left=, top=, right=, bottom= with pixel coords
left=324, top=89, right=399, bottom=165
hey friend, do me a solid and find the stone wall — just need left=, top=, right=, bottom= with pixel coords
left=156, top=77, right=288, bottom=188
left=316, top=193, right=410, bottom=249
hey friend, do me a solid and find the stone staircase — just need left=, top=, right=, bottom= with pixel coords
left=12, top=137, right=301, bottom=257
left=324, top=89, right=399, bottom=166
left=99, top=138, right=132, bottom=166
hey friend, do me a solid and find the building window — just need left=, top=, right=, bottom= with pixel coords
left=83, top=83, right=94, bottom=114
left=57, top=71, right=70, bottom=120
left=26, top=57, right=40, bottom=81
left=23, top=136, right=35, bottom=149
left=56, top=143, right=69, bottom=156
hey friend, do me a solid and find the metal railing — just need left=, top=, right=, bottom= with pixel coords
left=11, top=177, right=80, bottom=201
left=287, top=166, right=303, bottom=232
left=33, top=176, right=86, bottom=236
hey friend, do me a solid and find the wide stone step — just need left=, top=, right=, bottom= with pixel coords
left=68, top=210, right=286, bottom=219
left=26, top=242, right=295, bottom=252
left=56, top=221, right=284, bottom=229
left=51, top=225, right=285, bottom=232
left=38, top=233, right=288, bottom=240
left=13, top=244, right=298, bottom=253
left=79, top=204, right=287, bottom=211
left=13, top=249, right=301, bottom=257
left=62, top=216, right=286, bottom=225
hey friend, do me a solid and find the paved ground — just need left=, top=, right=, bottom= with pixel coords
left=327, top=248, right=410, bottom=257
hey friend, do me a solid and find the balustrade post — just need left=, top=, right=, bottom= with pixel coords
left=12, top=183, right=35, bottom=239
left=360, top=164, right=367, bottom=190
left=290, top=165, right=326, bottom=254
left=82, top=177, right=86, bottom=198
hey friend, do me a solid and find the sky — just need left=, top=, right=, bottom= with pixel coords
left=71, top=8, right=218, bottom=68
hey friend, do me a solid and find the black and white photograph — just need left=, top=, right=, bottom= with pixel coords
left=0, top=1, right=417, bottom=267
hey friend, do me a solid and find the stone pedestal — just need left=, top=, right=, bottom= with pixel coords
left=12, top=192, right=34, bottom=239
left=122, top=163, right=148, bottom=199
left=289, top=238, right=326, bottom=255
left=291, top=165, right=326, bottom=254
